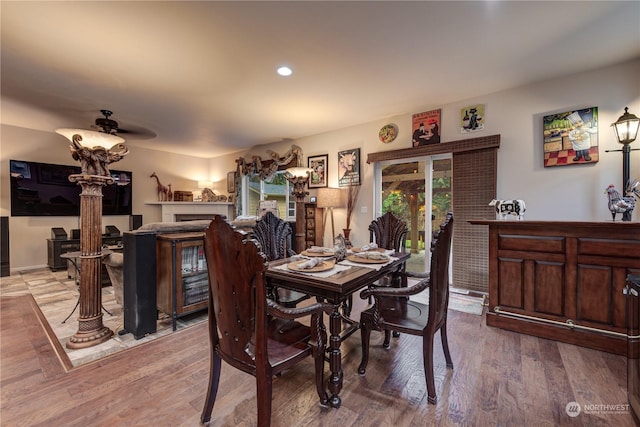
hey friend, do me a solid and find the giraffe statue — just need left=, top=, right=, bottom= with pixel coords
left=166, top=183, right=173, bottom=202
left=150, top=172, right=170, bottom=201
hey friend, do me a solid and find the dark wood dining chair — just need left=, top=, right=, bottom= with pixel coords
left=358, top=212, right=454, bottom=404
left=358, top=212, right=410, bottom=315
left=200, top=215, right=334, bottom=426
left=368, top=211, right=408, bottom=254
left=252, top=211, right=310, bottom=307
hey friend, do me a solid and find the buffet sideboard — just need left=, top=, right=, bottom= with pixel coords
left=469, top=220, right=640, bottom=355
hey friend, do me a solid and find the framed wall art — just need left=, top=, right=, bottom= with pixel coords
left=461, top=104, right=485, bottom=133
left=412, top=109, right=441, bottom=146
left=307, top=154, right=328, bottom=188
left=338, top=148, right=361, bottom=187
left=543, top=107, right=598, bottom=167
left=227, top=171, right=236, bottom=193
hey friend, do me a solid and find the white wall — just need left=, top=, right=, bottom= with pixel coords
left=2, top=59, right=639, bottom=271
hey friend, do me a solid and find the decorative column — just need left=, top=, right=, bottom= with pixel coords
left=285, top=167, right=312, bottom=252
left=56, top=128, right=129, bottom=349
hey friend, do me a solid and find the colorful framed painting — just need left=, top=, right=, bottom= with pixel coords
left=412, top=109, right=441, bottom=146
left=461, top=104, right=485, bottom=133
left=543, top=107, right=599, bottom=167
left=307, top=154, right=328, bottom=188
left=338, top=148, right=361, bottom=187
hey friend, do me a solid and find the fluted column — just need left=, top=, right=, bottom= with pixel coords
left=66, top=174, right=113, bottom=349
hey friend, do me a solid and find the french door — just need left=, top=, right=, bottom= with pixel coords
left=374, top=154, right=451, bottom=273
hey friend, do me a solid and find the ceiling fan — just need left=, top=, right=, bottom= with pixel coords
left=92, top=109, right=156, bottom=139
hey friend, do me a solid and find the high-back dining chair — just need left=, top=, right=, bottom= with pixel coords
left=368, top=211, right=408, bottom=253
left=200, top=215, right=333, bottom=426
left=358, top=212, right=454, bottom=404
left=359, top=212, right=410, bottom=315
left=252, top=211, right=310, bottom=307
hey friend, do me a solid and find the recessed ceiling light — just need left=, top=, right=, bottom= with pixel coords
left=277, top=66, right=292, bottom=77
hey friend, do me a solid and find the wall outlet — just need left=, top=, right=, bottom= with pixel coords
left=361, top=206, right=368, bottom=214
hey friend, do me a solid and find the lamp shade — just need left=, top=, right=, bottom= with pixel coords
left=612, top=107, right=640, bottom=145
left=56, top=128, right=124, bottom=149
left=317, top=187, right=344, bottom=208
left=197, top=181, right=214, bottom=189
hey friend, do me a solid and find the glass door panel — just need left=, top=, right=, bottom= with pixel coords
left=376, top=155, right=451, bottom=273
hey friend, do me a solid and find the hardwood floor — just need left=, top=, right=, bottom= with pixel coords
left=0, top=294, right=635, bottom=426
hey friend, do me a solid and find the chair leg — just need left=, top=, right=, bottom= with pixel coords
left=358, top=316, right=372, bottom=375
left=383, top=329, right=391, bottom=348
left=423, top=333, right=437, bottom=404
left=256, top=369, right=273, bottom=427
left=200, top=351, right=222, bottom=423
left=441, top=322, right=454, bottom=369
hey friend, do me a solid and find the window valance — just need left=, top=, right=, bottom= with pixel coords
left=235, top=145, right=303, bottom=180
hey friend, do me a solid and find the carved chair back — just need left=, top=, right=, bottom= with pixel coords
left=252, top=211, right=295, bottom=261
left=368, top=212, right=408, bottom=252
left=252, top=211, right=308, bottom=307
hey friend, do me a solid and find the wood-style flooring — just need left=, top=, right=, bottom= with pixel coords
left=0, top=294, right=636, bottom=427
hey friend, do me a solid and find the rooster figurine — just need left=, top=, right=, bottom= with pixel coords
left=605, top=184, right=635, bottom=221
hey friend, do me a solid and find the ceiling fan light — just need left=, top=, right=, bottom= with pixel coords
left=56, top=128, right=124, bottom=149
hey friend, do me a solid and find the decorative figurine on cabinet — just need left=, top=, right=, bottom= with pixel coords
left=489, top=199, right=526, bottom=220
left=605, top=184, right=635, bottom=221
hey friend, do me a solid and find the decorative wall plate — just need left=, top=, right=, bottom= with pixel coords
left=379, top=124, right=398, bottom=143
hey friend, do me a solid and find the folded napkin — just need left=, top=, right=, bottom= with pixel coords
left=354, top=251, right=389, bottom=261
left=360, top=243, right=378, bottom=251
left=307, top=246, right=333, bottom=253
left=297, top=257, right=322, bottom=269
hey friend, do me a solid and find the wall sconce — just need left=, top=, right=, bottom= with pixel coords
left=316, top=187, right=344, bottom=245
left=56, top=128, right=129, bottom=349
left=285, top=167, right=312, bottom=252
left=611, top=107, right=639, bottom=191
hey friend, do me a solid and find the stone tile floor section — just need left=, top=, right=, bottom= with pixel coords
left=0, top=268, right=205, bottom=367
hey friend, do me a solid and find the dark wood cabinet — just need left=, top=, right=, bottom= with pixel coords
left=469, top=220, right=640, bottom=355
left=156, top=232, right=208, bottom=330
left=628, top=274, right=640, bottom=423
left=304, top=203, right=324, bottom=249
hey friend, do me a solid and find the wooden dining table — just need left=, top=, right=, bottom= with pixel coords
left=265, top=251, right=410, bottom=409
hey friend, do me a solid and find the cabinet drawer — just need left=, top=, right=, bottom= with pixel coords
left=578, top=238, right=640, bottom=257
left=498, top=234, right=564, bottom=253
left=305, top=208, right=316, bottom=218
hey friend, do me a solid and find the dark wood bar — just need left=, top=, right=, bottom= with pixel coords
left=469, top=220, right=640, bottom=355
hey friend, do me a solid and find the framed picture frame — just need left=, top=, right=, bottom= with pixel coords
left=227, top=171, right=236, bottom=193
left=461, top=104, right=485, bottom=133
left=338, top=148, right=361, bottom=187
left=412, top=109, right=441, bottom=146
left=543, top=106, right=599, bottom=167
left=307, top=154, right=328, bottom=188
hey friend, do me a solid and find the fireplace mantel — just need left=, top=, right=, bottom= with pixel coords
left=145, top=201, right=234, bottom=222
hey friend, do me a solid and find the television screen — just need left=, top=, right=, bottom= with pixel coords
left=9, top=159, right=133, bottom=216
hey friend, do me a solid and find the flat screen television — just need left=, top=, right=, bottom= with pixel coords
left=9, top=159, right=133, bottom=217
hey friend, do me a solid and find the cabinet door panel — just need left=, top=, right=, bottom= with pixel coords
left=576, top=264, right=611, bottom=325
left=497, top=257, right=524, bottom=309
left=533, top=260, right=565, bottom=316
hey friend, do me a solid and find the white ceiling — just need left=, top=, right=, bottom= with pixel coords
left=2, top=1, right=639, bottom=158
